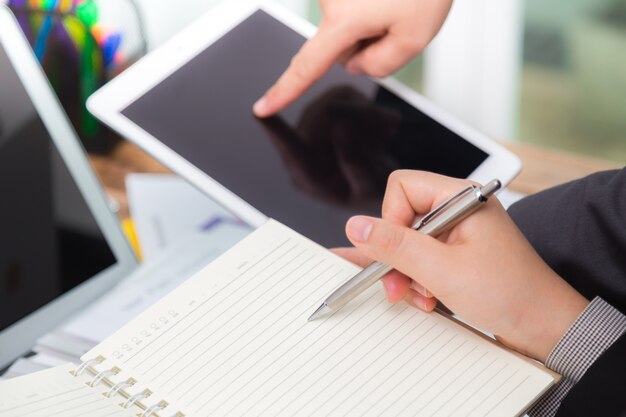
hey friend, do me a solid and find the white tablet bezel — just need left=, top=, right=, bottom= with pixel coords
left=0, top=6, right=137, bottom=370
left=88, top=0, right=521, bottom=228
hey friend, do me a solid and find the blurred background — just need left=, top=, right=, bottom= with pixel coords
left=4, top=0, right=624, bottom=162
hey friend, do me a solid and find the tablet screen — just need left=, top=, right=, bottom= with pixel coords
left=122, top=10, right=488, bottom=247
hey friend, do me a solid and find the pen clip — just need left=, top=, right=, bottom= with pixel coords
left=411, top=185, right=477, bottom=230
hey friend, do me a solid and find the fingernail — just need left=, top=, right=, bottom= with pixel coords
left=253, top=97, right=269, bottom=116
left=383, top=278, right=393, bottom=296
left=411, top=281, right=433, bottom=298
left=413, top=296, right=428, bottom=311
left=347, top=216, right=374, bottom=243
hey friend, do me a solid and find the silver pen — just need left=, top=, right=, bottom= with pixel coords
left=308, top=179, right=502, bottom=321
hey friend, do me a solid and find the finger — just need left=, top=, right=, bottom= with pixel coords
left=382, top=273, right=412, bottom=303
left=404, top=289, right=437, bottom=312
left=381, top=170, right=474, bottom=225
left=345, top=34, right=420, bottom=78
left=332, top=247, right=411, bottom=302
left=410, top=280, right=433, bottom=298
left=330, top=247, right=372, bottom=267
left=253, top=24, right=359, bottom=117
left=346, top=215, right=448, bottom=287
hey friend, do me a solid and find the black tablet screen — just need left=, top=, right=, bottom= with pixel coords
left=122, top=10, right=488, bottom=247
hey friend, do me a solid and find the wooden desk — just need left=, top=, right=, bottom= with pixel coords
left=89, top=139, right=623, bottom=221
left=504, top=142, right=623, bottom=195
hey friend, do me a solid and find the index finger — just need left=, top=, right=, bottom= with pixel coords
left=253, top=24, right=359, bottom=117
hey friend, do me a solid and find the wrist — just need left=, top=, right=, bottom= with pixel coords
left=500, top=274, right=589, bottom=363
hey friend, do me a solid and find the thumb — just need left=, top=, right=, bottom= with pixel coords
left=345, top=216, right=447, bottom=284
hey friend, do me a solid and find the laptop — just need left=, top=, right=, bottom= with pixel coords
left=0, top=5, right=137, bottom=370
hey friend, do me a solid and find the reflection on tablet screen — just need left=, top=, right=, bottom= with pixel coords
left=121, top=10, right=488, bottom=247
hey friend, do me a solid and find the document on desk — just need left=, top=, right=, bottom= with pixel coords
left=0, top=220, right=557, bottom=416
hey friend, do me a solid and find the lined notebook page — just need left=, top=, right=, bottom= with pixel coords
left=85, top=219, right=556, bottom=417
left=0, top=364, right=135, bottom=417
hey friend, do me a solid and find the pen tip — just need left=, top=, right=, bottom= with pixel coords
left=308, top=303, right=330, bottom=321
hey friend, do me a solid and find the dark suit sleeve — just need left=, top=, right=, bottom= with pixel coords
left=555, top=333, right=626, bottom=417
left=508, top=167, right=626, bottom=314
left=507, top=167, right=626, bottom=416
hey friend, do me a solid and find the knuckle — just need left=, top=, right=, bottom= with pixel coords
left=406, top=37, right=427, bottom=53
left=289, top=54, right=311, bottom=81
left=387, top=169, right=413, bottom=187
left=373, top=224, right=407, bottom=254
left=388, top=169, right=407, bottom=183
left=366, top=64, right=391, bottom=79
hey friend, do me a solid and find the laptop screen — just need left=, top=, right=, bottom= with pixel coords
left=0, top=44, right=117, bottom=333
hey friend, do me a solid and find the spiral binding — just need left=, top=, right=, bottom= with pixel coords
left=122, top=388, right=152, bottom=409
left=140, top=400, right=168, bottom=417
left=87, top=366, right=120, bottom=387
left=105, top=377, right=137, bottom=398
left=71, top=355, right=104, bottom=376
left=72, top=356, right=185, bottom=417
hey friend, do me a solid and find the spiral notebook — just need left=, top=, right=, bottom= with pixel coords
left=0, top=220, right=559, bottom=417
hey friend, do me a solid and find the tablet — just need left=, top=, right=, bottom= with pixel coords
left=88, top=0, right=521, bottom=247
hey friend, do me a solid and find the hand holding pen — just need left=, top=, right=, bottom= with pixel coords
left=325, top=171, right=589, bottom=364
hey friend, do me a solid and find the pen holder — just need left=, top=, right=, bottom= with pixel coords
left=6, top=0, right=147, bottom=153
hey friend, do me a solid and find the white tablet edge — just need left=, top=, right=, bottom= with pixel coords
left=88, top=0, right=521, bottom=227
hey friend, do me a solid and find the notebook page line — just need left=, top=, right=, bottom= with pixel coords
left=444, top=362, right=509, bottom=416
left=172, top=262, right=343, bottom=400
left=161, top=255, right=340, bottom=396
left=0, top=387, right=83, bottom=412
left=398, top=342, right=476, bottom=416
left=390, top=358, right=513, bottom=417
left=482, top=375, right=531, bottom=417
left=142, top=244, right=308, bottom=380
left=0, top=364, right=136, bottom=417
left=169, top=262, right=338, bottom=396
left=466, top=370, right=519, bottom=416
left=214, top=296, right=395, bottom=415
left=127, top=240, right=298, bottom=371
left=416, top=348, right=487, bottom=416
left=143, top=244, right=305, bottom=377
left=280, top=315, right=435, bottom=417
left=15, top=392, right=95, bottom=416
left=321, top=328, right=458, bottom=417
left=137, top=244, right=308, bottom=379
left=192, top=281, right=379, bottom=411
left=319, top=328, right=454, bottom=417
left=418, top=351, right=489, bottom=417
left=251, top=307, right=423, bottom=416
left=442, top=356, right=497, bottom=415
left=150, top=249, right=317, bottom=385
left=374, top=336, right=466, bottom=416
left=122, top=238, right=293, bottom=367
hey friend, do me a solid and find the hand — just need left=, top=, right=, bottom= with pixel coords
left=253, top=0, right=453, bottom=117
left=337, top=170, right=589, bottom=363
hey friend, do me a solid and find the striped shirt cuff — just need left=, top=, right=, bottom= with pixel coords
left=529, top=297, right=626, bottom=417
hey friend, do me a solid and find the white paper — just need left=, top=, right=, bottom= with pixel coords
left=0, top=364, right=136, bottom=417
left=126, top=173, right=245, bottom=260
left=84, top=220, right=556, bottom=417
